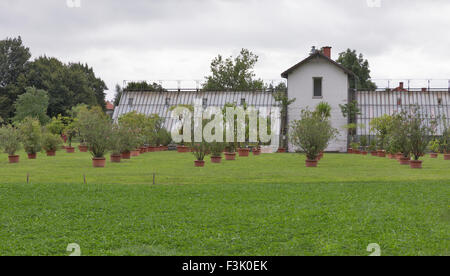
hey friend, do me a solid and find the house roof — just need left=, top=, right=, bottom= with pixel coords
left=281, top=51, right=356, bottom=78
left=106, top=101, right=115, bottom=110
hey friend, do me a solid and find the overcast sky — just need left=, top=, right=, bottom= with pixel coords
left=1, top=0, right=450, bottom=99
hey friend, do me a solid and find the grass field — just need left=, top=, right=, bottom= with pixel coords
left=0, top=148, right=448, bottom=256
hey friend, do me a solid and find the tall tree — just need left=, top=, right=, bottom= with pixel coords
left=13, top=87, right=50, bottom=124
left=124, top=81, right=165, bottom=92
left=203, top=49, right=264, bottom=91
left=336, top=49, right=377, bottom=90
left=0, top=36, right=31, bottom=120
left=113, top=84, right=123, bottom=106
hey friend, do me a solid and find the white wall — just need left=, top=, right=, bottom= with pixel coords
left=287, top=57, right=349, bottom=152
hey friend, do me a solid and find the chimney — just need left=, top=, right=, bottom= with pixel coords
left=322, top=46, right=332, bottom=59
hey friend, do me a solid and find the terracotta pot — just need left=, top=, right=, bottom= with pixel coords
left=305, top=159, right=318, bottom=168
left=110, top=155, right=121, bottom=163
left=430, top=153, right=438, bottom=159
left=66, top=147, right=75, bottom=153
left=238, top=148, right=250, bottom=157
left=225, top=152, right=236, bottom=161
left=46, top=150, right=56, bottom=156
left=8, top=155, right=19, bottom=163
left=399, top=157, right=411, bottom=165
left=78, top=145, right=88, bottom=152
left=253, top=149, right=261, bottom=156
left=410, top=160, right=423, bottom=169
left=370, top=151, right=378, bottom=157
left=131, top=150, right=140, bottom=157
left=354, top=150, right=361, bottom=154
left=161, top=146, right=168, bottom=151
left=348, top=148, right=353, bottom=154
left=27, top=153, right=37, bottom=159
left=194, top=160, right=205, bottom=167
left=396, top=153, right=403, bottom=160
left=177, top=146, right=190, bottom=153
left=361, top=151, right=368, bottom=156
left=377, top=150, right=386, bottom=157
left=277, top=148, right=286, bottom=153
left=93, top=157, right=106, bottom=168
left=147, top=146, right=156, bottom=152
left=140, top=147, right=147, bottom=154
left=121, top=152, right=131, bottom=159
left=444, top=154, right=450, bottom=161
left=61, top=145, right=67, bottom=150
left=211, top=156, right=222, bottom=163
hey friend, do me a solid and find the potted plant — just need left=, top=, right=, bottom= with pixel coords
left=210, top=142, right=225, bottom=163
left=108, top=125, right=124, bottom=163
left=273, top=91, right=296, bottom=154
left=192, top=142, right=209, bottom=167
left=350, top=142, right=360, bottom=154
left=0, top=124, right=21, bottom=163
left=440, top=123, right=450, bottom=160
left=252, top=145, right=261, bottom=156
left=428, top=139, right=440, bottom=159
left=18, top=117, right=42, bottom=159
left=359, top=136, right=368, bottom=155
left=370, top=115, right=394, bottom=158
left=290, top=109, right=337, bottom=167
left=158, top=129, right=172, bottom=151
left=63, top=121, right=78, bottom=153
left=407, top=108, right=433, bottom=169
left=224, top=143, right=237, bottom=161
left=41, top=132, right=62, bottom=156
left=78, top=107, right=112, bottom=168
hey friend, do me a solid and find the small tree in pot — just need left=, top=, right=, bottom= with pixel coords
left=192, top=142, right=209, bottom=167
left=17, top=117, right=42, bottom=159
left=78, top=107, right=112, bottom=168
left=63, top=121, right=78, bottom=153
left=290, top=109, right=337, bottom=167
left=0, top=124, right=21, bottom=163
left=428, top=139, right=440, bottom=158
left=210, top=142, right=225, bottom=163
left=41, top=132, right=62, bottom=156
left=108, top=125, right=124, bottom=163
left=441, top=118, right=450, bottom=160
left=360, top=136, right=368, bottom=155
left=406, top=108, right=434, bottom=168
left=370, top=114, right=394, bottom=156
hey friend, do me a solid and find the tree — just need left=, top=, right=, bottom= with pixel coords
left=124, top=81, right=165, bottom=92
left=203, top=49, right=264, bottom=91
left=274, top=92, right=296, bottom=149
left=113, top=84, right=123, bottom=106
left=13, top=87, right=50, bottom=124
left=17, top=117, right=42, bottom=155
left=337, top=49, right=377, bottom=90
left=0, top=37, right=31, bottom=120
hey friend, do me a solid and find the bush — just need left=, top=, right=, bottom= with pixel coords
left=210, top=142, right=225, bottom=158
left=192, top=142, right=209, bottom=161
left=429, top=139, right=440, bottom=154
left=368, top=138, right=377, bottom=152
left=290, top=109, right=337, bottom=160
left=0, top=125, right=21, bottom=156
left=18, top=117, right=42, bottom=154
left=108, top=125, right=124, bottom=155
left=158, top=128, right=172, bottom=146
left=406, top=108, right=434, bottom=161
left=78, top=107, right=112, bottom=158
left=41, top=132, right=62, bottom=152
left=315, top=102, right=332, bottom=120
left=370, top=115, right=394, bottom=150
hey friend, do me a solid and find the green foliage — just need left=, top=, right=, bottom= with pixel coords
left=290, top=109, right=338, bottom=160
left=41, top=132, right=62, bottom=152
left=203, top=49, right=264, bottom=91
left=209, top=142, right=225, bottom=158
left=63, top=120, right=78, bottom=147
left=13, top=87, right=50, bottom=124
left=17, top=117, right=42, bottom=154
left=360, top=136, right=368, bottom=148
left=406, top=108, right=434, bottom=161
left=441, top=118, right=450, bottom=153
left=336, top=49, right=377, bottom=90
left=350, top=142, right=360, bottom=151
left=192, top=142, right=209, bottom=161
left=370, top=114, right=394, bottom=150
left=0, top=36, right=31, bottom=120
left=113, top=84, right=122, bottom=106
left=315, top=102, right=332, bottom=120
left=158, top=128, right=172, bottom=146
left=46, top=116, right=66, bottom=135
left=124, top=81, right=166, bottom=92
left=108, top=125, right=125, bottom=155
left=0, top=124, right=21, bottom=155
left=368, top=138, right=377, bottom=152
left=77, top=107, right=112, bottom=158
left=118, top=111, right=147, bottom=148
left=429, top=139, right=440, bottom=154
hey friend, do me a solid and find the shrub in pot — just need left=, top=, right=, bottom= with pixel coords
left=406, top=108, right=434, bottom=169
left=41, top=132, right=62, bottom=156
left=63, top=122, right=78, bottom=153
left=108, top=125, right=124, bottom=163
left=210, top=142, right=225, bottom=163
left=360, top=136, right=368, bottom=155
left=0, top=124, right=21, bottom=163
left=18, top=117, right=42, bottom=159
left=290, top=109, right=337, bottom=167
left=370, top=115, right=394, bottom=157
left=350, top=142, right=360, bottom=154
left=192, top=142, right=209, bottom=167
left=368, top=138, right=378, bottom=156
left=77, top=107, right=112, bottom=168
left=440, top=123, right=450, bottom=160
left=428, top=139, right=440, bottom=158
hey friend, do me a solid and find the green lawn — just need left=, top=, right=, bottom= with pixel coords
left=0, top=148, right=448, bottom=256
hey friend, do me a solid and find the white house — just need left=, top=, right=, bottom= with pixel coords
left=281, top=47, right=355, bottom=152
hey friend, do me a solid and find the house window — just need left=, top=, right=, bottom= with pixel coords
left=202, top=98, right=208, bottom=107
left=128, top=98, right=134, bottom=106
left=165, top=98, right=171, bottom=106
left=241, top=98, right=246, bottom=106
left=313, top=77, right=322, bottom=98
